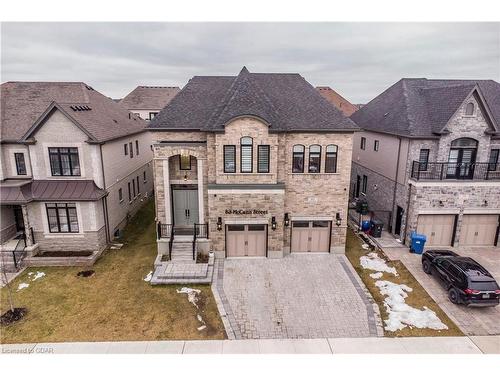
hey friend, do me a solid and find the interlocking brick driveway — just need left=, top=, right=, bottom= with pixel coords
left=384, top=247, right=500, bottom=335
left=218, top=254, right=381, bottom=339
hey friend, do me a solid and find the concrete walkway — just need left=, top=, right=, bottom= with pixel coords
left=1, top=336, right=498, bottom=354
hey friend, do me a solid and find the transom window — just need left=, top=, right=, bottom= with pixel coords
left=224, top=145, right=236, bottom=173
left=292, top=145, right=305, bottom=173
left=49, top=147, right=81, bottom=176
left=46, top=203, right=79, bottom=233
left=257, top=145, right=270, bottom=173
left=325, top=145, right=338, bottom=173
left=179, top=155, right=191, bottom=170
left=14, top=153, right=27, bottom=175
left=308, top=145, right=321, bottom=173
left=240, top=137, right=253, bottom=173
left=465, top=102, right=475, bottom=116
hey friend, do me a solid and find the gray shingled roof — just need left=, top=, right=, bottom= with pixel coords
left=1, top=82, right=148, bottom=143
left=148, top=67, right=358, bottom=132
left=350, top=79, right=500, bottom=138
left=119, top=86, right=180, bottom=110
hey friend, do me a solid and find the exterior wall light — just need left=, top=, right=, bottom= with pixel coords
left=183, top=173, right=188, bottom=181
left=284, top=213, right=290, bottom=227
left=484, top=200, right=488, bottom=206
left=438, top=200, right=444, bottom=207
left=336, top=213, right=342, bottom=227
left=217, top=217, right=222, bottom=231
left=271, top=216, right=277, bottom=231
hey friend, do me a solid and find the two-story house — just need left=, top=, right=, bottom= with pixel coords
left=119, top=86, right=180, bottom=121
left=0, top=82, right=154, bottom=268
left=350, top=79, right=500, bottom=248
left=148, top=67, right=358, bottom=261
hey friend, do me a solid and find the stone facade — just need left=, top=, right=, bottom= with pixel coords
left=33, top=226, right=107, bottom=253
left=351, top=92, right=500, bottom=248
left=152, top=117, right=354, bottom=257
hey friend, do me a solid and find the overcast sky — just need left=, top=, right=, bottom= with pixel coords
left=1, top=22, right=499, bottom=103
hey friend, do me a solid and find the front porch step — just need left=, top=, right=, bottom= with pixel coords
left=150, top=257, right=215, bottom=285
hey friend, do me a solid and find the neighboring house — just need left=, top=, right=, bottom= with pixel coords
left=317, top=86, right=358, bottom=116
left=0, top=82, right=154, bottom=267
left=119, top=85, right=180, bottom=121
left=148, top=67, right=358, bottom=262
left=350, top=78, right=500, bottom=248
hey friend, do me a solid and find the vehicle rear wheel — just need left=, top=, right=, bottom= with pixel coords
left=448, top=288, right=461, bottom=304
left=422, top=260, right=432, bottom=274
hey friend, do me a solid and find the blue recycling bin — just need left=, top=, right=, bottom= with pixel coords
left=410, top=231, right=427, bottom=254
left=361, top=220, right=371, bottom=232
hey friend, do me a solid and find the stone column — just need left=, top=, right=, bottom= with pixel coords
left=163, top=158, right=171, bottom=225
left=197, top=158, right=205, bottom=224
left=21, top=204, right=33, bottom=247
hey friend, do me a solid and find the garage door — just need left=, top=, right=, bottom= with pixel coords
left=417, top=214, right=455, bottom=247
left=291, top=220, right=331, bottom=253
left=459, top=214, right=499, bottom=247
left=226, top=224, right=267, bottom=257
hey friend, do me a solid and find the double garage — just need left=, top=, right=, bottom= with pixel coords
left=416, top=213, right=500, bottom=247
left=225, top=220, right=332, bottom=257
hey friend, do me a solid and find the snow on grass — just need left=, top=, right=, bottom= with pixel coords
left=360, top=252, right=398, bottom=276
left=177, top=287, right=201, bottom=308
left=375, top=280, right=448, bottom=332
left=143, top=271, right=152, bottom=282
left=32, top=271, right=45, bottom=281
left=370, top=272, right=383, bottom=279
left=361, top=244, right=370, bottom=250
left=17, top=283, right=29, bottom=291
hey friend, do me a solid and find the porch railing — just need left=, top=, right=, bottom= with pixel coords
left=192, top=223, right=209, bottom=261
left=411, top=161, right=500, bottom=181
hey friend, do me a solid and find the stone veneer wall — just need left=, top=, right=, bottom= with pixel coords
left=33, top=226, right=107, bottom=253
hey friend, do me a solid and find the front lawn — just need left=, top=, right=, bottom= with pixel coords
left=0, top=200, right=226, bottom=343
left=345, top=228, right=462, bottom=337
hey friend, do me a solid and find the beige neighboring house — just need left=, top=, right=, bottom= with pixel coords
left=0, top=82, right=154, bottom=270
left=119, top=85, right=180, bottom=121
left=148, top=67, right=358, bottom=269
left=350, top=79, right=500, bottom=248
left=317, top=86, right=358, bottom=117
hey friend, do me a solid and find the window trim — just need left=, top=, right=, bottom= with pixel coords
left=374, top=140, right=379, bottom=152
left=257, top=145, right=270, bottom=173
left=465, top=102, right=475, bottom=116
left=360, top=137, right=366, bottom=150
left=240, top=137, right=253, bottom=173
left=48, top=147, right=81, bottom=176
left=325, top=144, right=338, bottom=173
left=362, top=175, right=368, bottom=195
left=14, top=152, right=27, bottom=175
left=292, top=144, right=305, bottom=173
left=179, top=154, right=192, bottom=170
left=308, top=144, right=321, bottom=173
left=46, top=203, right=79, bottom=233
left=223, top=145, right=236, bottom=173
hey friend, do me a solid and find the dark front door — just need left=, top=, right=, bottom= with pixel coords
left=447, top=148, right=477, bottom=179
left=13, top=206, right=25, bottom=233
left=355, top=175, right=361, bottom=198
left=394, top=206, right=404, bottom=236
left=172, top=188, right=199, bottom=226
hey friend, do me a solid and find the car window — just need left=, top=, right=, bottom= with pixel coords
left=469, top=281, right=498, bottom=291
left=448, top=265, right=463, bottom=280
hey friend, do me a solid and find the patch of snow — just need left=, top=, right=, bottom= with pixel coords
left=143, top=271, right=152, bottom=282
left=375, top=280, right=448, bottom=332
left=177, top=287, right=201, bottom=308
left=370, top=272, right=383, bottom=279
left=17, top=283, right=29, bottom=291
left=31, top=271, right=45, bottom=281
left=28, top=272, right=33, bottom=276
left=361, top=244, right=370, bottom=250
left=197, top=314, right=204, bottom=323
left=197, top=325, right=206, bottom=331
left=360, top=252, right=398, bottom=276
left=396, top=239, right=402, bottom=243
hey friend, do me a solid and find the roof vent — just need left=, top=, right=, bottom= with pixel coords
left=85, top=85, right=94, bottom=91
left=384, top=112, right=389, bottom=117
left=70, top=105, right=92, bottom=111
left=113, top=119, right=118, bottom=123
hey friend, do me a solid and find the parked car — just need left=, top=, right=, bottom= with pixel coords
left=422, top=250, right=500, bottom=307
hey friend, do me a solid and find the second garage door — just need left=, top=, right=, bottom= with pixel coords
left=226, top=224, right=267, bottom=257
left=291, top=220, right=331, bottom=253
left=459, top=214, right=499, bottom=247
left=417, top=214, right=456, bottom=247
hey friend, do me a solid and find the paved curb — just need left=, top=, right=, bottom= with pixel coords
left=211, top=258, right=238, bottom=339
left=1, top=336, right=497, bottom=354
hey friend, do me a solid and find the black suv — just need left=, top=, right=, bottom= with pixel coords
left=422, top=250, right=500, bottom=307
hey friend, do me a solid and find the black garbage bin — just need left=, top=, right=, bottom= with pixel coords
left=370, top=219, right=383, bottom=238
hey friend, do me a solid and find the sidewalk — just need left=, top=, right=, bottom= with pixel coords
left=1, top=336, right=498, bottom=354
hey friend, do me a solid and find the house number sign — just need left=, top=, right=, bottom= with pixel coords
left=225, top=209, right=268, bottom=215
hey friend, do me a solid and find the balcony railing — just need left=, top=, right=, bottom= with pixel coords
left=411, top=161, right=500, bottom=181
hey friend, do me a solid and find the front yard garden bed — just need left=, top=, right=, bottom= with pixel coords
left=0, top=200, right=226, bottom=343
left=35, top=251, right=94, bottom=257
left=345, top=228, right=463, bottom=337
